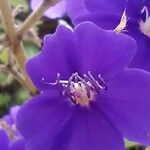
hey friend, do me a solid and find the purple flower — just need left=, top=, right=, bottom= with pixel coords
left=75, top=0, right=150, bottom=71
left=3, top=105, right=20, bottom=125
left=17, top=22, right=150, bottom=150
left=66, top=0, right=89, bottom=20
left=0, top=129, right=25, bottom=150
left=30, top=0, right=88, bottom=20
left=0, top=129, right=9, bottom=150
left=31, top=0, right=66, bottom=19
left=0, top=106, right=25, bottom=150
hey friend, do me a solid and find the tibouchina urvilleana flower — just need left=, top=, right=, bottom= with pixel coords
left=17, top=22, right=150, bottom=150
left=30, top=0, right=88, bottom=20
left=75, top=0, right=150, bottom=71
left=0, top=106, right=25, bottom=150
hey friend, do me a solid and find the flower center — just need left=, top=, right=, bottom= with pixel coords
left=42, top=71, right=107, bottom=107
left=139, top=6, right=150, bottom=37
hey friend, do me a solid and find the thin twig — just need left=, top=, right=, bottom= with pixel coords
left=17, top=0, right=61, bottom=38
left=12, top=5, right=25, bottom=18
left=0, top=63, right=32, bottom=93
left=0, top=45, right=4, bottom=53
left=0, top=64, right=7, bottom=72
left=1, top=0, right=61, bottom=48
left=0, top=0, right=61, bottom=94
left=0, top=0, right=37, bottom=95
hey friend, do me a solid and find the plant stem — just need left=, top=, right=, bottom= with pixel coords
left=0, top=0, right=61, bottom=95
left=1, top=0, right=61, bottom=47
left=17, top=0, right=60, bottom=38
left=0, top=0, right=37, bottom=95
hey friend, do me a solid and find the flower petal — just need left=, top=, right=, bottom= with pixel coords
left=3, top=106, right=20, bottom=125
left=26, top=25, right=79, bottom=91
left=51, top=107, right=124, bottom=150
left=31, top=0, right=66, bottom=19
left=75, top=12, right=150, bottom=72
left=66, top=0, right=89, bottom=20
left=84, top=0, right=144, bottom=19
left=84, top=0, right=126, bottom=16
left=74, top=22, right=136, bottom=80
left=9, top=139, right=25, bottom=150
left=9, top=106, right=20, bottom=124
left=127, top=21, right=150, bottom=71
left=97, top=69, right=150, bottom=145
left=17, top=92, right=72, bottom=150
left=130, top=35, right=150, bottom=71
left=0, top=129, right=9, bottom=150
left=74, top=12, right=120, bottom=29
left=3, top=115, right=14, bottom=125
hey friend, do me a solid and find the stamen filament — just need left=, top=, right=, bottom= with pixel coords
left=41, top=71, right=107, bottom=106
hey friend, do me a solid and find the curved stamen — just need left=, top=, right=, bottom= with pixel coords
left=141, top=6, right=149, bottom=20
left=41, top=72, right=107, bottom=106
left=140, top=6, right=150, bottom=37
left=88, top=71, right=105, bottom=90
left=65, top=73, right=76, bottom=98
left=76, top=74, right=91, bottom=98
left=98, top=74, right=107, bottom=90
left=41, top=73, right=61, bottom=86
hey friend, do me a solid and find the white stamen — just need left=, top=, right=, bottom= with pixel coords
left=140, top=6, right=150, bottom=37
left=114, top=8, right=128, bottom=34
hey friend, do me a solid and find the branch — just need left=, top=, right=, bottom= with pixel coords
left=0, top=0, right=37, bottom=95
left=0, top=64, right=7, bottom=72
left=0, top=45, right=4, bottom=53
left=0, top=0, right=61, bottom=95
left=0, top=64, right=35, bottom=95
left=1, top=0, right=61, bottom=48
left=17, top=0, right=61, bottom=38
left=0, top=64, right=24, bottom=86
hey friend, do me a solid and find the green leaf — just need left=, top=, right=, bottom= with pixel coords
left=0, top=94, right=10, bottom=107
left=125, top=139, right=139, bottom=148
left=10, top=0, right=27, bottom=7
left=0, top=49, right=8, bottom=64
left=16, top=87, right=29, bottom=103
left=0, top=73, right=13, bottom=87
left=23, top=40, right=39, bottom=57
